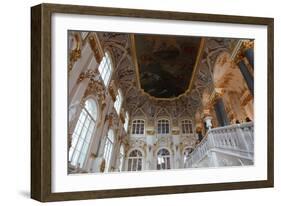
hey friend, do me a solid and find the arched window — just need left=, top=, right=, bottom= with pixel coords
left=132, top=120, right=145, bottom=135
left=69, top=99, right=98, bottom=168
left=124, top=112, right=129, bottom=132
left=98, top=52, right=113, bottom=86
left=114, top=89, right=123, bottom=114
left=103, top=129, right=115, bottom=172
left=157, top=148, right=171, bottom=170
left=119, top=144, right=125, bottom=172
left=128, top=149, right=143, bottom=171
left=182, top=119, right=193, bottom=134
left=157, top=119, right=170, bottom=134
left=183, top=147, right=194, bottom=165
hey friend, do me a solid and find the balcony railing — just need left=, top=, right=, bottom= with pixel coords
left=185, top=122, right=254, bottom=168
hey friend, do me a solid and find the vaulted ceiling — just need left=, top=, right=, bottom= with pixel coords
left=97, top=32, right=237, bottom=121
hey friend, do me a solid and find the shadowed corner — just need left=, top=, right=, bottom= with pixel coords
left=18, top=190, right=30, bottom=198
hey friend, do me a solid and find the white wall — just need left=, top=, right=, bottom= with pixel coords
left=0, top=0, right=280, bottom=205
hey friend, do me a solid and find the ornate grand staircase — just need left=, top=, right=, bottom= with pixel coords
left=185, top=122, right=254, bottom=168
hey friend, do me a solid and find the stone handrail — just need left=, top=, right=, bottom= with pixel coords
left=185, top=122, right=254, bottom=168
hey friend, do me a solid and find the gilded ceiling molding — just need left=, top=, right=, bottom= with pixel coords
left=68, top=33, right=82, bottom=72
left=231, top=40, right=254, bottom=64
left=108, top=80, right=117, bottom=102
left=209, top=88, right=224, bottom=105
left=88, top=34, right=103, bottom=64
left=77, top=69, right=99, bottom=83
left=242, top=40, right=254, bottom=50
left=119, top=109, right=125, bottom=124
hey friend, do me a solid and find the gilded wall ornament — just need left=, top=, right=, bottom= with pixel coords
left=109, top=81, right=117, bottom=101
left=172, top=130, right=180, bottom=135
left=146, top=130, right=155, bottom=135
left=89, top=36, right=103, bottom=63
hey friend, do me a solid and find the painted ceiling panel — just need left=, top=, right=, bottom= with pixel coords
left=134, top=34, right=202, bottom=98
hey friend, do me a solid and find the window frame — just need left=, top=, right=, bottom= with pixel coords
left=114, top=89, right=123, bottom=114
left=68, top=99, right=98, bottom=169
left=127, top=149, right=143, bottom=172
left=131, top=119, right=145, bottom=136
left=98, top=51, right=113, bottom=87
left=157, top=119, right=170, bottom=134
left=156, top=148, right=171, bottom=170
left=181, top=119, right=194, bottom=135
left=103, top=129, right=115, bottom=172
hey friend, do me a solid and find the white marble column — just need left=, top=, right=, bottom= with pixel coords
left=204, top=116, right=213, bottom=130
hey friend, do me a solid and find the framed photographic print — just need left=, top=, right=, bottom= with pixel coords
left=31, top=3, right=274, bottom=202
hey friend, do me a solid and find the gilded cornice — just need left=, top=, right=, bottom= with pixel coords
left=89, top=34, right=103, bottom=64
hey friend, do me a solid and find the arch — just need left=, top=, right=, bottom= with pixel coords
left=132, top=108, right=147, bottom=119
left=156, top=147, right=171, bottom=170
left=68, top=98, right=99, bottom=169
left=182, top=146, right=194, bottom=156
left=127, top=147, right=145, bottom=158
left=127, top=148, right=144, bottom=171
left=155, top=108, right=170, bottom=119
left=83, top=95, right=101, bottom=123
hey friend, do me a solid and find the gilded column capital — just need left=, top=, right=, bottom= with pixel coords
left=233, top=49, right=245, bottom=64
left=231, top=40, right=254, bottom=64
left=242, top=40, right=254, bottom=50
left=77, top=69, right=100, bottom=83
left=68, top=48, right=81, bottom=72
left=209, top=88, right=224, bottom=105
left=83, top=78, right=103, bottom=97
left=68, top=33, right=81, bottom=72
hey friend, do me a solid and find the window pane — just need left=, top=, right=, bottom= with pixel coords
left=69, top=100, right=98, bottom=168
left=137, top=158, right=142, bottom=171
left=69, top=147, right=74, bottom=161
left=128, top=159, right=132, bottom=171
left=132, top=159, right=137, bottom=171
left=71, top=150, right=79, bottom=165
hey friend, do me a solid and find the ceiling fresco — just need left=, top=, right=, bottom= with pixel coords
left=133, top=34, right=202, bottom=98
